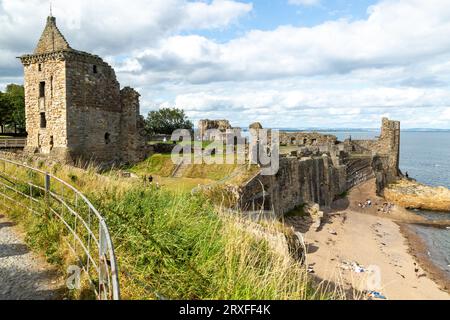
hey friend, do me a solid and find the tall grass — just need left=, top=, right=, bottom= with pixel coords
left=0, top=160, right=330, bottom=300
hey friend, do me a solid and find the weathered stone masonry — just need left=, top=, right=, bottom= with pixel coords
left=19, top=16, right=147, bottom=164
left=236, top=118, right=401, bottom=216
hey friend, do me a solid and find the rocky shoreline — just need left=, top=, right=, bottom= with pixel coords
left=384, top=179, right=450, bottom=212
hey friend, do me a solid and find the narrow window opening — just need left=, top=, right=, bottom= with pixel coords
left=93, top=65, right=98, bottom=74
left=40, top=112, right=47, bottom=129
left=50, top=76, right=53, bottom=98
left=104, top=132, right=111, bottom=145
left=38, top=64, right=42, bottom=72
left=39, top=81, right=45, bottom=98
left=50, top=136, right=54, bottom=150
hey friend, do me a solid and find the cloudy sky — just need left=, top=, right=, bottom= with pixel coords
left=2, top=0, right=450, bottom=129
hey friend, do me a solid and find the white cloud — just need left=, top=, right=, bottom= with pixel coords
left=2, top=0, right=450, bottom=128
left=0, top=0, right=252, bottom=56
left=108, top=0, right=450, bottom=129
left=288, top=0, right=321, bottom=6
left=165, top=79, right=450, bottom=128
left=121, top=0, right=450, bottom=84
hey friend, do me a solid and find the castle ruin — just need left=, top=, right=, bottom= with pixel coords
left=236, top=118, right=401, bottom=215
left=19, top=16, right=147, bottom=164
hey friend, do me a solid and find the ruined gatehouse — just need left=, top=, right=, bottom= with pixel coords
left=19, top=16, right=147, bottom=164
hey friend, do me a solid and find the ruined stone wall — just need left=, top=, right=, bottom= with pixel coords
left=23, top=57, right=68, bottom=159
left=198, top=120, right=232, bottom=140
left=21, top=52, right=149, bottom=164
left=344, top=118, right=400, bottom=183
left=65, top=55, right=122, bottom=163
left=280, top=132, right=338, bottom=147
left=238, top=155, right=347, bottom=216
left=237, top=119, right=400, bottom=216
left=120, top=87, right=148, bottom=163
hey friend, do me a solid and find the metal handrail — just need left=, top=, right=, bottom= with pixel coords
left=0, top=157, right=120, bottom=300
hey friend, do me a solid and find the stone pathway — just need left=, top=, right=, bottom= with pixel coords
left=0, top=214, right=63, bottom=300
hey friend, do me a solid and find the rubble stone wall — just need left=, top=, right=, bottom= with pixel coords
left=238, top=155, right=347, bottom=216
left=237, top=118, right=401, bottom=216
left=280, top=132, right=338, bottom=147
left=20, top=16, right=150, bottom=165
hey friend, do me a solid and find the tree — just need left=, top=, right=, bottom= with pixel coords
left=0, top=91, right=12, bottom=134
left=5, top=84, right=25, bottom=133
left=145, top=108, right=193, bottom=135
left=0, top=84, right=25, bottom=134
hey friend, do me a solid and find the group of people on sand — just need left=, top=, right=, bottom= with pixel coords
left=378, top=203, right=394, bottom=214
left=358, top=199, right=373, bottom=209
left=358, top=199, right=394, bottom=214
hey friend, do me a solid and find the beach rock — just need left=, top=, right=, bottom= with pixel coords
left=305, top=203, right=324, bottom=231
left=384, top=179, right=450, bottom=212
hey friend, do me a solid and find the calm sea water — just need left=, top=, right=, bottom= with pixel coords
left=328, top=131, right=450, bottom=279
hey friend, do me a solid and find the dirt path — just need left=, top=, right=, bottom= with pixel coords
left=0, top=214, right=64, bottom=300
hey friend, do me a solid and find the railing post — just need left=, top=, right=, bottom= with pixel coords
left=99, top=223, right=108, bottom=300
left=45, top=173, right=51, bottom=197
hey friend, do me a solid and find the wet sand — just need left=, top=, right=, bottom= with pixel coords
left=400, top=223, right=450, bottom=294
left=286, top=179, right=450, bottom=300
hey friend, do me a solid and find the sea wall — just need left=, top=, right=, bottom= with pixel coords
left=237, top=152, right=393, bottom=216
left=238, top=155, right=347, bottom=216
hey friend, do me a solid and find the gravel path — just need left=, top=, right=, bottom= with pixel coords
left=0, top=214, right=64, bottom=300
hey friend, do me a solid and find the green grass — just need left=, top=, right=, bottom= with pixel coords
left=183, top=163, right=238, bottom=181
left=129, top=154, right=246, bottom=182
left=130, top=154, right=176, bottom=177
left=91, top=186, right=320, bottom=300
left=0, top=160, right=334, bottom=301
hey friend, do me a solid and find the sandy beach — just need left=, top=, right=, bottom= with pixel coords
left=286, top=179, right=450, bottom=300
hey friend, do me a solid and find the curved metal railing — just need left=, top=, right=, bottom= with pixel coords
left=0, top=158, right=120, bottom=300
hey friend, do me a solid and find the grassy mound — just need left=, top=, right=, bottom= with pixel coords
left=1, top=161, right=329, bottom=300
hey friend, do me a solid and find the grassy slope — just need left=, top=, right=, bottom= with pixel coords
left=1, top=159, right=328, bottom=300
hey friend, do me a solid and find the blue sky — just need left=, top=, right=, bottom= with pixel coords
left=1, top=0, right=450, bottom=129
left=189, top=0, right=377, bottom=42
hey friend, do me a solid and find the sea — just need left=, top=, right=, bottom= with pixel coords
left=328, top=131, right=450, bottom=280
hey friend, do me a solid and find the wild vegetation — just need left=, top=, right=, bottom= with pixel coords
left=0, top=157, right=334, bottom=300
left=0, top=84, right=26, bottom=134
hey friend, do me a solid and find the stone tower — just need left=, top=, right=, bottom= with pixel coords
left=19, top=16, right=147, bottom=164
left=379, top=117, right=401, bottom=180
